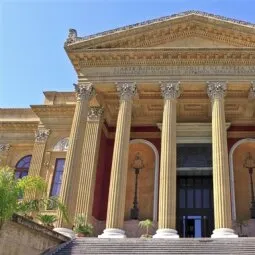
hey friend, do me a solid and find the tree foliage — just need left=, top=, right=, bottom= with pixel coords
left=0, top=166, right=68, bottom=229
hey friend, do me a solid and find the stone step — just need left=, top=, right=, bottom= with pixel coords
left=44, top=238, right=255, bottom=255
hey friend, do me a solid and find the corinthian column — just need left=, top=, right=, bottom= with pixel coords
left=99, top=82, right=136, bottom=238
left=153, top=81, right=180, bottom=238
left=0, top=144, right=11, bottom=167
left=27, top=128, right=50, bottom=200
left=207, top=81, right=237, bottom=238
left=56, top=82, right=95, bottom=228
left=75, top=106, right=104, bottom=223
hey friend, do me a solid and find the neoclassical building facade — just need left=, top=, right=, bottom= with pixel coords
left=1, top=11, right=255, bottom=238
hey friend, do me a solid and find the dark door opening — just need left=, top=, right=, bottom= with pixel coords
left=176, top=176, right=214, bottom=237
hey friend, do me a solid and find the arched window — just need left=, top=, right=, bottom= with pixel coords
left=15, top=155, right=32, bottom=179
left=53, top=138, right=69, bottom=152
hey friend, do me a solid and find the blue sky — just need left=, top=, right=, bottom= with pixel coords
left=1, top=0, right=255, bottom=107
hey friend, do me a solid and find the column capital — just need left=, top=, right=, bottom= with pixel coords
left=87, top=106, right=104, bottom=122
left=207, top=81, right=227, bottom=100
left=74, top=82, right=95, bottom=101
left=116, top=82, right=137, bottom=101
left=248, top=81, right=255, bottom=99
left=160, top=81, right=181, bottom=100
left=35, top=128, right=50, bottom=143
left=0, top=144, right=10, bottom=153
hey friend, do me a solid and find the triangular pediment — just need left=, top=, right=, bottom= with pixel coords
left=154, top=36, right=238, bottom=48
left=65, top=11, right=255, bottom=50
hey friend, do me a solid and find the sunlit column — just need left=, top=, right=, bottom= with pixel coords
left=75, top=106, right=104, bottom=223
left=99, top=82, right=136, bottom=238
left=153, top=81, right=180, bottom=238
left=56, top=82, right=95, bottom=228
left=207, top=81, right=237, bottom=238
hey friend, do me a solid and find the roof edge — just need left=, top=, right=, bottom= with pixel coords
left=64, top=10, right=255, bottom=46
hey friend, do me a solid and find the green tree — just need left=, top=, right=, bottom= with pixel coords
left=0, top=166, right=68, bottom=229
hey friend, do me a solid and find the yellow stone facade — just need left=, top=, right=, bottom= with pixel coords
left=1, top=11, right=255, bottom=238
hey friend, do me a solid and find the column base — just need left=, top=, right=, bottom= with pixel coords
left=98, top=228, right=126, bottom=238
left=153, top=228, right=179, bottom=238
left=211, top=228, right=238, bottom=238
left=53, top=228, right=75, bottom=239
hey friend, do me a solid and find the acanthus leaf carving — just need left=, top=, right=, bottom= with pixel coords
left=74, top=82, right=96, bottom=101
left=0, top=144, right=10, bottom=153
left=88, top=106, right=104, bottom=122
left=249, top=81, right=255, bottom=99
left=116, top=82, right=137, bottom=101
left=35, top=128, right=50, bottom=143
left=160, top=81, right=181, bottom=100
left=207, top=81, right=227, bottom=100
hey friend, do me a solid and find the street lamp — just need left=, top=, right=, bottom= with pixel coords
left=243, top=152, right=255, bottom=219
left=130, top=152, right=144, bottom=220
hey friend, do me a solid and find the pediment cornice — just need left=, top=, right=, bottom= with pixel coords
left=65, top=11, right=255, bottom=50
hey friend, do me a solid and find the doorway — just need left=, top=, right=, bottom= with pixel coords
left=176, top=175, right=214, bottom=237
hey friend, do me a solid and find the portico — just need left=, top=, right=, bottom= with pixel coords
left=57, top=11, right=255, bottom=238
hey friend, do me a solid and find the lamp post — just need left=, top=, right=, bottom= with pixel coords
left=130, top=152, right=144, bottom=220
left=243, top=152, right=255, bottom=219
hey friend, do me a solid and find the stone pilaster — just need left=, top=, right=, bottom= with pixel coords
left=27, top=128, right=50, bottom=200
left=99, top=82, right=136, bottom=238
left=56, top=82, right=95, bottom=228
left=153, top=81, right=180, bottom=238
left=75, top=106, right=104, bottom=223
left=0, top=144, right=11, bottom=167
left=207, top=81, right=237, bottom=238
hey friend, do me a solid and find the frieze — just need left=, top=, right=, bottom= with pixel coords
left=81, top=65, right=255, bottom=77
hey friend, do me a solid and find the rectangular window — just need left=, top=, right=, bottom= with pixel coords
left=50, top=158, right=65, bottom=197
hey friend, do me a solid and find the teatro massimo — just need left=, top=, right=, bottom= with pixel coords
left=1, top=11, right=255, bottom=239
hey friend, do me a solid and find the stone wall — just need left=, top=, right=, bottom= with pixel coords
left=0, top=214, right=69, bottom=255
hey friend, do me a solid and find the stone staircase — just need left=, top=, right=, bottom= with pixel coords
left=43, top=237, right=255, bottom=255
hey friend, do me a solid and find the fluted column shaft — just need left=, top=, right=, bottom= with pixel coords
left=75, top=107, right=104, bottom=223
left=159, top=99, right=177, bottom=229
left=106, top=83, right=136, bottom=230
left=208, top=82, right=232, bottom=229
left=156, top=82, right=180, bottom=237
left=56, top=83, right=95, bottom=228
left=27, top=128, right=50, bottom=200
